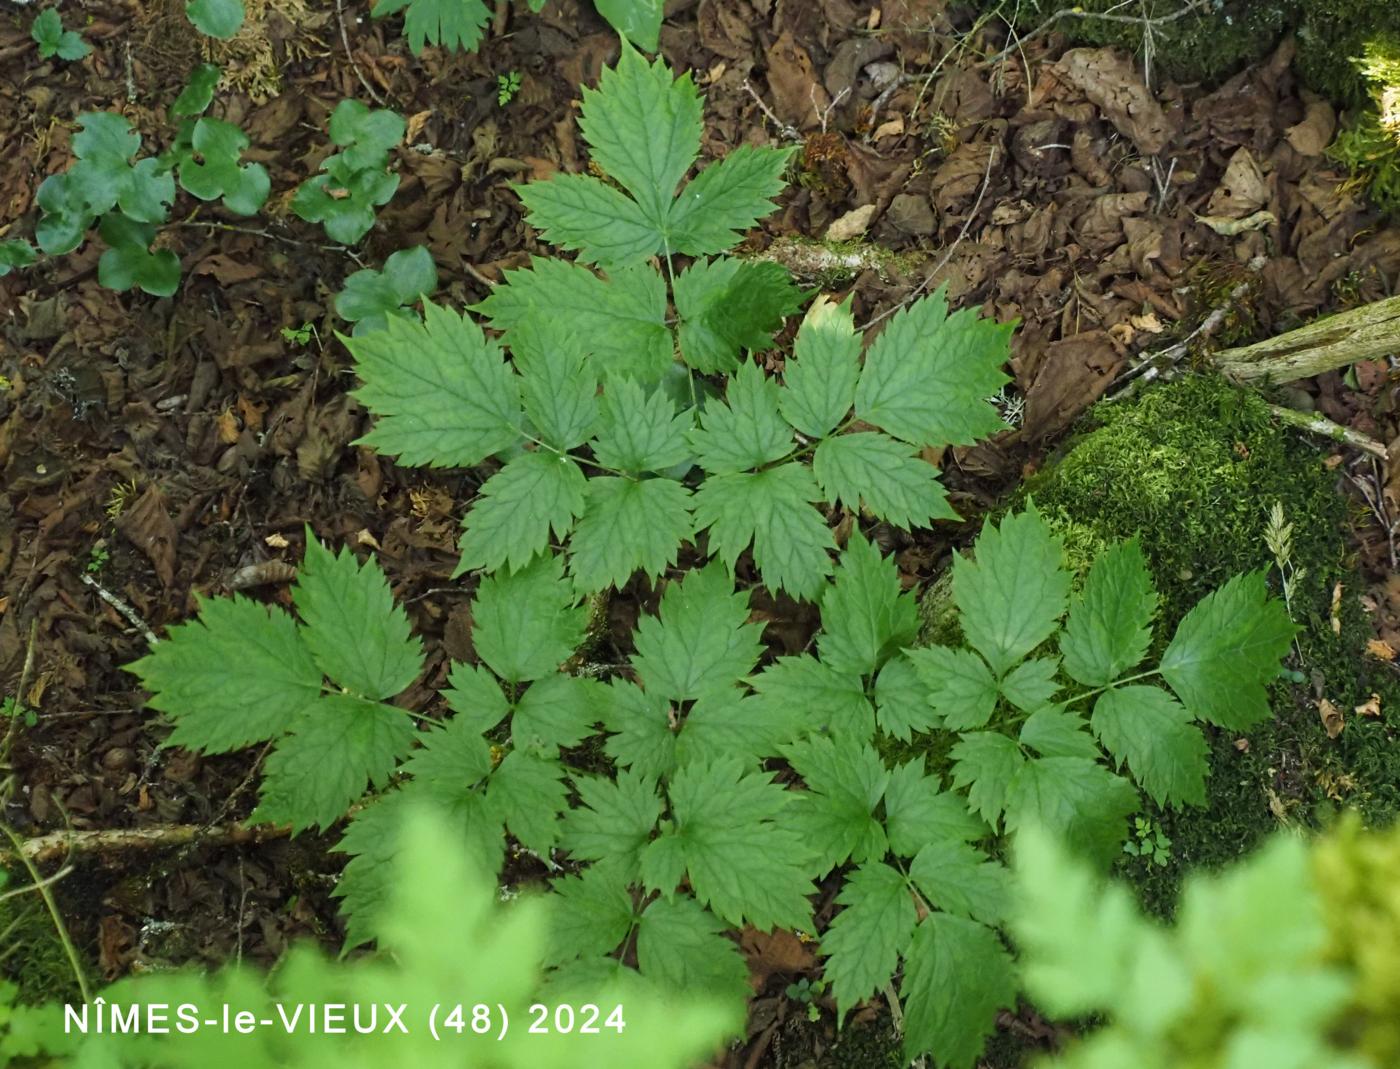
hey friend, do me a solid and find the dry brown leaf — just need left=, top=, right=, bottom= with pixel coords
left=1318, top=697, right=1344, bottom=739
left=825, top=203, right=878, bottom=241
left=1284, top=101, right=1336, bottom=157
left=116, top=485, right=179, bottom=588
left=1355, top=693, right=1382, bottom=719
left=1054, top=49, right=1173, bottom=154
left=765, top=31, right=830, bottom=129
left=215, top=409, right=241, bottom=445
left=741, top=927, right=816, bottom=990
left=1195, top=209, right=1276, bottom=236
left=1205, top=148, right=1268, bottom=220
left=1365, top=637, right=1396, bottom=661
left=873, top=116, right=905, bottom=140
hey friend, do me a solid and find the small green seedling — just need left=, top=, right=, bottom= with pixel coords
left=785, top=977, right=827, bottom=1022
left=291, top=100, right=405, bottom=245
left=1122, top=816, right=1173, bottom=867
left=334, top=245, right=438, bottom=334
left=280, top=322, right=318, bottom=347
left=31, top=8, right=90, bottom=62
left=496, top=70, right=522, bottom=106
left=86, top=543, right=109, bottom=574
left=1, top=697, right=36, bottom=729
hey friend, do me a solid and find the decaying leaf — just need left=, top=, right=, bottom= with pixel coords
left=1354, top=693, right=1382, bottom=719
left=1205, top=148, right=1268, bottom=220
left=826, top=204, right=879, bottom=242
left=1195, top=210, right=1276, bottom=236
left=1365, top=637, right=1396, bottom=661
left=1053, top=49, right=1172, bottom=155
left=1318, top=697, right=1344, bottom=739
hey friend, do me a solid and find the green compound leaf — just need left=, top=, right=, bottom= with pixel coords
left=673, top=258, right=802, bottom=374
left=252, top=693, right=417, bottom=832
left=516, top=49, right=788, bottom=265
left=470, top=553, right=586, bottom=683
left=813, top=432, right=958, bottom=529
left=594, top=0, right=664, bottom=52
left=456, top=451, right=587, bottom=575
left=441, top=661, right=511, bottom=735
left=675, top=687, right=797, bottom=769
left=579, top=44, right=701, bottom=228
left=1091, top=685, right=1208, bottom=809
left=688, top=362, right=792, bottom=474
left=176, top=117, right=269, bottom=216
left=907, top=646, right=998, bottom=731
left=510, top=674, right=605, bottom=753
left=636, top=894, right=750, bottom=1001
left=560, top=769, right=664, bottom=880
left=186, top=0, right=245, bottom=38
left=401, top=712, right=493, bottom=797
left=855, top=288, right=1011, bottom=448
left=546, top=862, right=636, bottom=968
left=335, top=245, right=439, bottom=335
left=910, top=841, right=1011, bottom=926
left=874, top=654, right=939, bottom=741
left=1004, top=756, right=1139, bottom=866
left=31, top=8, right=90, bottom=61
left=883, top=758, right=985, bottom=858
left=1060, top=538, right=1159, bottom=687
left=476, top=258, right=672, bottom=384
left=818, top=532, right=920, bottom=678
left=370, top=0, right=490, bottom=54
left=125, top=594, right=323, bottom=754
left=749, top=654, right=872, bottom=742
left=511, top=318, right=598, bottom=451
left=949, top=730, right=1026, bottom=829
left=999, top=657, right=1061, bottom=712
left=171, top=64, right=221, bottom=117
left=487, top=748, right=568, bottom=853
left=292, top=530, right=423, bottom=700
left=516, top=173, right=663, bottom=268
left=590, top=378, right=694, bottom=472
left=692, top=464, right=835, bottom=602
left=630, top=563, right=765, bottom=701
left=779, top=295, right=862, bottom=439
left=570, top=477, right=693, bottom=593
left=900, top=912, right=1016, bottom=1069
left=0, top=239, right=38, bottom=277
left=645, top=757, right=815, bottom=930
left=346, top=300, right=522, bottom=468
left=1159, top=570, right=1295, bottom=730
left=821, top=861, right=917, bottom=1019
left=1018, top=705, right=1101, bottom=760
left=601, top=681, right=677, bottom=781
left=96, top=214, right=180, bottom=298
left=953, top=505, right=1070, bottom=677
left=781, top=735, right=889, bottom=876
left=666, top=144, right=793, bottom=257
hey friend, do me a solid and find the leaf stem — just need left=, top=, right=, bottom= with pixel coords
left=1060, top=668, right=1163, bottom=709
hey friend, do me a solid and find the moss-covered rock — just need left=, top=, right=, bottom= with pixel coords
left=972, top=0, right=1400, bottom=106
left=991, top=376, right=1400, bottom=914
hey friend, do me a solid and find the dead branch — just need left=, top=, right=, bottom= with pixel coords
left=1214, top=295, right=1400, bottom=385
left=1266, top=404, right=1388, bottom=459
left=8, top=822, right=291, bottom=867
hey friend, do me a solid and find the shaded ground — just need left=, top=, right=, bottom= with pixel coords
left=2, top=0, right=1399, bottom=1065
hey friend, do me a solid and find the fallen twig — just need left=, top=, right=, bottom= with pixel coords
left=1267, top=404, right=1387, bottom=460
left=334, top=0, right=386, bottom=107
left=80, top=573, right=159, bottom=648
left=7, top=822, right=292, bottom=867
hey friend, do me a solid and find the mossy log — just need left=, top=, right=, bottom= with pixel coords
left=1214, top=294, right=1400, bottom=384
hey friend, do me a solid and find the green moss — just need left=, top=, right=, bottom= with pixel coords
left=973, top=0, right=1400, bottom=105
left=0, top=873, right=82, bottom=1005
left=1004, top=375, right=1400, bottom=915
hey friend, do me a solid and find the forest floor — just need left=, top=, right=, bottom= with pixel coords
left=3, top=0, right=1400, bottom=1065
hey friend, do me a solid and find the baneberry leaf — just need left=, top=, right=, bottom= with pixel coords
left=1018, top=705, right=1101, bottom=760
left=560, top=769, right=663, bottom=879
left=874, top=654, right=938, bottom=740
left=692, top=464, right=835, bottom=601
left=675, top=688, right=796, bottom=768
left=370, top=0, right=490, bottom=54
left=470, top=553, right=586, bottom=683
left=883, top=759, right=985, bottom=857
left=293, top=530, right=423, bottom=700
left=909, top=842, right=1010, bottom=926
left=821, top=861, right=916, bottom=1018
left=688, top=362, right=792, bottom=473
left=781, top=736, right=889, bottom=876
left=665, top=144, right=793, bottom=257
left=516, top=174, right=663, bottom=268
left=600, top=681, right=677, bottom=780
left=998, top=657, right=1061, bottom=712
left=590, top=378, right=694, bottom=473
left=442, top=660, right=511, bottom=734
left=749, top=655, right=873, bottom=742
left=673, top=258, right=802, bottom=374
left=854, top=289, right=1011, bottom=448
left=813, top=432, right=958, bottom=529
left=907, top=646, right=998, bottom=730
left=1003, top=756, right=1139, bottom=865
left=546, top=862, right=635, bottom=967
left=636, top=895, right=749, bottom=1000
left=900, top=913, right=1015, bottom=1069
left=949, top=731, right=1026, bottom=828
left=477, top=259, right=672, bottom=384
left=630, top=564, right=765, bottom=700
left=1091, top=685, right=1208, bottom=808
left=512, top=675, right=605, bottom=752
left=818, top=533, right=920, bottom=677
left=456, top=451, right=586, bottom=575
left=347, top=301, right=522, bottom=468
left=570, top=477, right=693, bottom=593
left=125, top=594, right=323, bottom=753
left=487, top=749, right=568, bottom=853
left=779, top=295, right=862, bottom=439
left=953, top=505, right=1070, bottom=676
left=1060, top=538, right=1158, bottom=687
left=253, top=694, right=417, bottom=832
left=1159, top=571, right=1295, bottom=730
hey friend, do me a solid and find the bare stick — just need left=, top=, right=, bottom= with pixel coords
left=8, top=822, right=293, bottom=867
left=1266, top=405, right=1387, bottom=459
left=0, top=619, right=38, bottom=775
left=80, top=573, right=159, bottom=648
left=1214, top=295, right=1400, bottom=385
left=741, top=80, right=800, bottom=141
left=335, top=0, right=386, bottom=106
left=1106, top=281, right=1251, bottom=401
